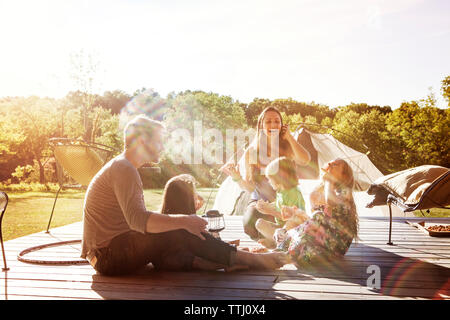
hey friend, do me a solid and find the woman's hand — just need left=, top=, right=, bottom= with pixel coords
left=280, top=124, right=311, bottom=165
left=280, top=124, right=293, bottom=142
left=183, top=215, right=208, bottom=240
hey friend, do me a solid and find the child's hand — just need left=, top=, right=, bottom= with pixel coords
left=281, top=205, right=296, bottom=221
left=256, top=200, right=271, bottom=214
left=194, top=193, right=204, bottom=211
left=294, top=208, right=309, bottom=221
left=295, top=208, right=309, bottom=218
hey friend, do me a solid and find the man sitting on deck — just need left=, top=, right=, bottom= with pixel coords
left=81, top=115, right=288, bottom=276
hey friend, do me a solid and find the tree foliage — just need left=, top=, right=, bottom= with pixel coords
left=0, top=75, right=449, bottom=187
left=441, top=76, right=450, bottom=107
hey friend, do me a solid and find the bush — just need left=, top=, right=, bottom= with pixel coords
left=0, top=182, right=60, bottom=192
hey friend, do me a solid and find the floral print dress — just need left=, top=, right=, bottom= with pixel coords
left=277, top=189, right=358, bottom=266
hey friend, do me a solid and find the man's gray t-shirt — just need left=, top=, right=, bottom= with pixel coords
left=81, top=153, right=152, bottom=259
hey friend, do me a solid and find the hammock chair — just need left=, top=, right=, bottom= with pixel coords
left=1, top=191, right=9, bottom=271
left=366, top=165, right=450, bottom=245
left=46, top=138, right=118, bottom=232
left=17, top=138, right=118, bottom=266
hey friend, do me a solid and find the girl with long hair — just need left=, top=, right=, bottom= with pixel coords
left=275, top=158, right=359, bottom=267
left=158, top=174, right=290, bottom=271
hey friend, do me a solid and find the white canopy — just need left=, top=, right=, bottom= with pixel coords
left=302, top=129, right=383, bottom=191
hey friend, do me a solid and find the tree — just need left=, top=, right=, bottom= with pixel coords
left=386, top=102, right=450, bottom=169
left=98, top=90, right=132, bottom=115
left=419, top=87, right=437, bottom=108
left=69, top=50, right=103, bottom=142
left=244, top=98, right=334, bottom=127
left=162, top=91, right=248, bottom=186
left=90, top=107, right=123, bottom=152
left=6, top=97, right=60, bottom=183
left=164, top=91, right=247, bottom=132
left=441, top=76, right=450, bottom=107
left=0, top=110, right=28, bottom=181
left=244, top=98, right=272, bottom=126
left=332, top=110, right=397, bottom=173
left=335, top=103, right=392, bottom=115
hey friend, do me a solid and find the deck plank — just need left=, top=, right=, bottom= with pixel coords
left=2, top=216, right=449, bottom=300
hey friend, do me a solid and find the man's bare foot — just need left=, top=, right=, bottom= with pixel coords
left=235, top=250, right=289, bottom=270
left=253, top=251, right=290, bottom=270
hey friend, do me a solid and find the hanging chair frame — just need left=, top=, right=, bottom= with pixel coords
left=385, top=170, right=450, bottom=245
left=46, top=138, right=118, bottom=233
left=16, top=138, right=118, bottom=266
left=1, top=191, right=10, bottom=271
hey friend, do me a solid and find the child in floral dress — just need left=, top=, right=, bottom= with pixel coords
left=276, top=158, right=358, bottom=267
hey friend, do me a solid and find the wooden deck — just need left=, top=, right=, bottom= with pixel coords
left=1, top=216, right=449, bottom=300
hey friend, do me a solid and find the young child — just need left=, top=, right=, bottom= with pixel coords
left=160, top=173, right=288, bottom=271
left=160, top=174, right=204, bottom=215
left=275, top=158, right=359, bottom=264
left=254, top=157, right=309, bottom=249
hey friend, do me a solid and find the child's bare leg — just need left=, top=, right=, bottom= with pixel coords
left=255, top=219, right=278, bottom=248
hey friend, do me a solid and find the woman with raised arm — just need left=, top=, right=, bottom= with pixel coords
left=220, top=107, right=310, bottom=241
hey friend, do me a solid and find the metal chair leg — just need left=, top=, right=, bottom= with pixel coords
left=46, top=186, right=62, bottom=233
left=387, top=202, right=394, bottom=246
left=0, top=192, right=9, bottom=271
left=1, top=227, right=9, bottom=271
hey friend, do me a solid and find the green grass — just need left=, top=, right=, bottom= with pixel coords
left=2, top=188, right=218, bottom=241
left=3, top=188, right=447, bottom=241
left=413, top=208, right=450, bottom=218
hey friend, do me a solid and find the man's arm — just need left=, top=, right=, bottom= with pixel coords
left=145, top=213, right=208, bottom=240
left=112, top=161, right=208, bottom=240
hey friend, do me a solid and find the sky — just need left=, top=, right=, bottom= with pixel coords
left=0, top=0, right=449, bottom=108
